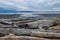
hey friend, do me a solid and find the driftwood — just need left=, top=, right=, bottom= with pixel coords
left=30, top=32, right=60, bottom=38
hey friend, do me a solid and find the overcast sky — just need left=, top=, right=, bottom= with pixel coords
left=0, top=0, right=60, bottom=11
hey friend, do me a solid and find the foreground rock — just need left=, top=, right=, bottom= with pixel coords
left=25, top=20, right=56, bottom=29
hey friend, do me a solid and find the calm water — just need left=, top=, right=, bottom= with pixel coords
left=0, top=11, right=60, bottom=17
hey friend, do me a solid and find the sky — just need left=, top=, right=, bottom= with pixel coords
left=0, top=0, right=60, bottom=12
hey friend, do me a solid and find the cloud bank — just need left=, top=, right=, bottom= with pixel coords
left=0, top=0, right=60, bottom=11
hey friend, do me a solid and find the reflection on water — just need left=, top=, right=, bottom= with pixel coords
left=0, top=12, right=39, bottom=17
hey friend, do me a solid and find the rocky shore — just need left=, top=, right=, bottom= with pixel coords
left=0, top=17, right=60, bottom=40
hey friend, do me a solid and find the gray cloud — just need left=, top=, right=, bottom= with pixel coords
left=0, top=0, right=60, bottom=11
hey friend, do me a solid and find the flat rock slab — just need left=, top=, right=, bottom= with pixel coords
left=30, top=31, right=60, bottom=39
left=0, top=36, right=60, bottom=40
left=0, top=34, right=60, bottom=40
left=0, top=34, right=45, bottom=40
